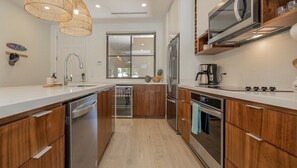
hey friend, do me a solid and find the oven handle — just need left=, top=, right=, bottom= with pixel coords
left=191, top=101, right=222, bottom=119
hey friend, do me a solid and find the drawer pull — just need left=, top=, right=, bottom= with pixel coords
left=246, top=133, right=263, bottom=141
left=181, top=118, right=185, bottom=121
left=246, top=105, right=263, bottom=110
left=33, top=146, right=52, bottom=159
left=31, top=110, right=52, bottom=118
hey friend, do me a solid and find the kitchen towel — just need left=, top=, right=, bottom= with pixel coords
left=191, top=102, right=201, bottom=134
left=201, top=113, right=210, bottom=134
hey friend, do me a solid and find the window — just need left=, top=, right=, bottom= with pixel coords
left=106, top=33, right=156, bottom=79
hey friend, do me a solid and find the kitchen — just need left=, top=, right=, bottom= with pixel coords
left=0, top=0, right=297, bottom=168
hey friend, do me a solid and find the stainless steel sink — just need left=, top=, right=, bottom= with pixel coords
left=70, top=85, right=97, bottom=88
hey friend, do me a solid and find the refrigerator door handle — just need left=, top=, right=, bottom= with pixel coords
left=167, top=45, right=173, bottom=92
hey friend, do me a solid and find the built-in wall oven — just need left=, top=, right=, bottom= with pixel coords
left=190, top=92, right=224, bottom=168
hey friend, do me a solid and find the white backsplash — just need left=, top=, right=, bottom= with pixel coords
left=197, top=32, right=297, bottom=90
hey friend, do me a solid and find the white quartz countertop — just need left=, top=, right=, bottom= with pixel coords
left=0, top=83, right=115, bottom=119
left=179, top=84, right=297, bottom=111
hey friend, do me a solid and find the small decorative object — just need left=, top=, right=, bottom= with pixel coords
left=144, top=75, right=152, bottom=83
left=290, top=23, right=297, bottom=41
left=6, top=43, right=27, bottom=51
left=152, top=69, right=164, bottom=82
left=24, top=0, right=73, bottom=22
left=8, top=53, right=20, bottom=66
left=277, top=6, right=288, bottom=16
left=288, top=0, right=297, bottom=11
left=59, top=0, right=92, bottom=36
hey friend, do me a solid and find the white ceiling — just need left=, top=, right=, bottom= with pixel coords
left=13, top=0, right=173, bottom=23
left=85, top=0, right=173, bottom=23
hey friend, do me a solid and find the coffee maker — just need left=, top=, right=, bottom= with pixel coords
left=195, top=64, right=218, bottom=85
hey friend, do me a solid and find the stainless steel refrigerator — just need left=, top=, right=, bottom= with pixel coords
left=167, top=34, right=180, bottom=132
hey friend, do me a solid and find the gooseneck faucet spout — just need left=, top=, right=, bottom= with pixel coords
left=64, top=53, right=84, bottom=86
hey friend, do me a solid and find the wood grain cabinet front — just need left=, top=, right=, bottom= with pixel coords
left=178, top=88, right=191, bottom=143
left=97, top=87, right=115, bottom=163
left=133, top=85, right=165, bottom=118
left=30, top=106, right=65, bottom=156
left=0, top=118, right=32, bottom=168
left=225, top=99, right=297, bottom=168
left=21, top=136, right=65, bottom=168
left=0, top=105, right=65, bottom=168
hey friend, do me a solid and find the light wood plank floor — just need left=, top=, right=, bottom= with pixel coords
left=98, top=119, right=204, bottom=168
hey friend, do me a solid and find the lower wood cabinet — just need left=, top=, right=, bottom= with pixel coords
left=133, top=85, right=165, bottom=118
left=97, top=87, right=115, bottom=162
left=0, top=104, right=65, bottom=168
left=178, top=88, right=191, bottom=143
left=225, top=99, right=297, bottom=168
left=21, top=136, right=65, bottom=168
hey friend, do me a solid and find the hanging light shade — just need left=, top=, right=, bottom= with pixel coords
left=59, top=0, right=92, bottom=37
left=24, top=0, right=73, bottom=22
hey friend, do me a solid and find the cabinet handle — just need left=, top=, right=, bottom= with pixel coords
left=246, top=133, right=263, bottom=141
left=33, top=146, right=52, bottom=159
left=181, top=118, right=185, bottom=121
left=246, top=105, right=263, bottom=110
left=181, top=100, right=185, bottom=103
left=31, top=110, right=52, bottom=118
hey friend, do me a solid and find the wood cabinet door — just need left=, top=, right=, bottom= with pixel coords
left=178, top=101, right=184, bottom=134
left=97, top=92, right=106, bottom=161
left=258, top=141, right=297, bottom=168
left=133, top=89, right=149, bottom=117
left=261, top=109, right=297, bottom=157
left=0, top=118, right=32, bottom=168
left=21, top=136, right=65, bottom=168
left=225, top=123, right=261, bottom=168
left=30, top=106, right=65, bottom=156
left=226, top=100, right=263, bottom=137
left=149, top=87, right=165, bottom=118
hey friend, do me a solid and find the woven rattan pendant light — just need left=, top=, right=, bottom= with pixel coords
left=59, top=0, right=92, bottom=36
left=24, top=0, right=73, bottom=22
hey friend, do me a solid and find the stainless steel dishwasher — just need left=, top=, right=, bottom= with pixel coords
left=65, top=94, right=98, bottom=168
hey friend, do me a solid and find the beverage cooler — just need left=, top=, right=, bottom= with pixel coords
left=116, top=86, right=133, bottom=118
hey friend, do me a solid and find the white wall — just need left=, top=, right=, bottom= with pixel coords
left=174, top=0, right=297, bottom=90
left=51, top=22, right=165, bottom=83
left=0, top=1, right=51, bottom=87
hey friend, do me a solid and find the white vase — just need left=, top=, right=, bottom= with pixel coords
left=290, top=23, right=297, bottom=41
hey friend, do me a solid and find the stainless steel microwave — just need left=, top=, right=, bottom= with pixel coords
left=208, top=0, right=261, bottom=45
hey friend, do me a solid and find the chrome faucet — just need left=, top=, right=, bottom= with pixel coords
left=64, top=53, right=84, bottom=86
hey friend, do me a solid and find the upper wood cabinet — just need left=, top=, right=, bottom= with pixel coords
left=133, top=85, right=165, bottom=118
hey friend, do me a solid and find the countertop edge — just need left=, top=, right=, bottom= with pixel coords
left=0, top=84, right=115, bottom=119
left=179, top=84, right=297, bottom=111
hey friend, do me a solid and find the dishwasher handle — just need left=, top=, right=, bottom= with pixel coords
left=72, top=100, right=97, bottom=119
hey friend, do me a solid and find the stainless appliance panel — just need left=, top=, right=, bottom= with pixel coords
left=209, top=0, right=260, bottom=44
left=167, top=97, right=178, bottom=131
left=66, top=94, right=98, bottom=168
left=167, top=34, right=180, bottom=99
left=190, top=92, right=224, bottom=168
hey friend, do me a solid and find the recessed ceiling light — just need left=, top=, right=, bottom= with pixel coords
left=96, top=4, right=101, bottom=8
left=141, top=43, right=144, bottom=46
left=141, top=3, right=147, bottom=7
left=44, top=6, right=50, bottom=10
left=73, top=9, right=80, bottom=15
